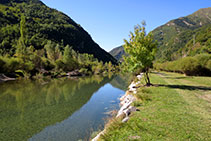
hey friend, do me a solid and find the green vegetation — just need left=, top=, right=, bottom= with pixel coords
left=101, top=72, right=211, bottom=140
left=109, top=8, right=211, bottom=62
left=122, top=23, right=157, bottom=85
left=153, top=7, right=211, bottom=62
left=0, top=43, right=117, bottom=78
left=109, top=46, right=125, bottom=61
left=0, top=0, right=117, bottom=78
left=154, top=54, right=211, bottom=76
left=178, top=25, right=211, bottom=57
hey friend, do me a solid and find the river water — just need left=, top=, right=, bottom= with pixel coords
left=0, top=75, right=129, bottom=141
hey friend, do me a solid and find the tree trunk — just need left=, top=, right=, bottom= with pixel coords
left=145, top=71, right=151, bottom=86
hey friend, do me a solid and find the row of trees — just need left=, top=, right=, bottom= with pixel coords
left=0, top=39, right=117, bottom=78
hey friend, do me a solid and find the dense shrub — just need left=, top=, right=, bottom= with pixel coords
left=195, top=54, right=211, bottom=67
left=3, top=57, right=22, bottom=73
left=0, top=57, right=6, bottom=73
left=206, top=60, right=211, bottom=71
left=154, top=54, right=211, bottom=76
left=55, top=59, right=65, bottom=71
left=179, top=57, right=201, bottom=76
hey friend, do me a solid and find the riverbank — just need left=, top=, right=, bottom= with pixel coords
left=92, top=73, right=143, bottom=141
left=94, top=71, right=211, bottom=140
left=0, top=70, right=117, bottom=84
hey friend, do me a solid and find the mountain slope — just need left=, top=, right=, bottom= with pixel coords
left=0, top=0, right=117, bottom=64
left=109, top=46, right=125, bottom=61
left=152, top=7, right=211, bottom=61
left=178, top=24, right=211, bottom=57
left=109, top=7, right=211, bottom=62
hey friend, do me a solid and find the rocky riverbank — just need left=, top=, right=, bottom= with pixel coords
left=92, top=73, right=143, bottom=141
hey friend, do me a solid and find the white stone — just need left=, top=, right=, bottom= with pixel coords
left=92, top=131, right=104, bottom=141
left=137, top=73, right=143, bottom=80
left=123, top=106, right=136, bottom=116
left=122, top=116, right=129, bottom=123
left=116, top=101, right=132, bottom=118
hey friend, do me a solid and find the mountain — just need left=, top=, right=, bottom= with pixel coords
left=109, top=7, right=211, bottom=62
left=178, top=25, right=211, bottom=57
left=109, top=46, right=125, bottom=61
left=152, top=7, right=211, bottom=61
left=0, top=0, right=117, bottom=64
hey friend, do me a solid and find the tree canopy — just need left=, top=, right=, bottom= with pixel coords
left=123, top=23, right=157, bottom=85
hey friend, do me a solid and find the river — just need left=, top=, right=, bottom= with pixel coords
left=0, top=75, right=129, bottom=141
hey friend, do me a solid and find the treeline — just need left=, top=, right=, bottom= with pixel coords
left=154, top=54, right=211, bottom=76
left=0, top=40, right=118, bottom=79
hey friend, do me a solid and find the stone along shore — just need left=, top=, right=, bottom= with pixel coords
left=92, top=73, right=143, bottom=141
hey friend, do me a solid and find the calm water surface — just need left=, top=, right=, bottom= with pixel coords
left=0, top=75, right=129, bottom=141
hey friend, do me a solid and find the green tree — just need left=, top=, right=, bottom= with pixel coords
left=63, top=45, right=78, bottom=71
left=107, top=61, right=113, bottom=72
left=44, top=41, right=62, bottom=62
left=16, top=15, right=27, bottom=59
left=123, top=23, right=157, bottom=86
left=63, top=45, right=72, bottom=63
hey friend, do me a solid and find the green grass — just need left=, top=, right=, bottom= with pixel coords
left=101, top=72, right=211, bottom=141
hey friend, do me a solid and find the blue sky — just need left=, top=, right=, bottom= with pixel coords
left=41, top=0, right=210, bottom=51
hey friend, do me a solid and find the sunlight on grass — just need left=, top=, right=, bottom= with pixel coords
left=101, top=72, right=211, bottom=141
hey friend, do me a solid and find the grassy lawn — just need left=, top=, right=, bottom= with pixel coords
left=100, top=72, right=211, bottom=141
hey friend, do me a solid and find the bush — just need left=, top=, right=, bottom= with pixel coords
left=195, top=54, right=211, bottom=67
left=23, top=61, right=35, bottom=72
left=0, top=57, right=6, bottom=73
left=64, top=60, right=79, bottom=71
left=42, top=59, right=55, bottom=71
left=178, top=57, right=200, bottom=76
left=55, top=59, right=65, bottom=71
left=79, top=68, right=90, bottom=75
left=4, top=57, right=22, bottom=73
left=154, top=53, right=211, bottom=76
left=206, top=60, right=211, bottom=71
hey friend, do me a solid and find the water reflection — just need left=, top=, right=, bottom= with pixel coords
left=0, top=74, right=130, bottom=141
left=0, top=76, right=112, bottom=141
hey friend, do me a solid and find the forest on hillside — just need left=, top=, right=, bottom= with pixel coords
left=0, top=0, right=117, bottom=79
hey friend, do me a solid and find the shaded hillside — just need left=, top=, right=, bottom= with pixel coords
left=152, top=7, right=211, bottom=62
left=109, top=46, right=125, bottom=61
left=0, top=0, right=116, bottom=64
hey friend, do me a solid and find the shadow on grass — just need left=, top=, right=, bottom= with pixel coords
left=152, top=72, right=187, bottom=79
left=164, top=77, right=187, bottom=79
left=157, top=84, right=211, bottom=91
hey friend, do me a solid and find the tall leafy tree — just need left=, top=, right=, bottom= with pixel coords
left=123, top=23, right=157, bottom=86
left=16, top=15, right=27, bottom=59
left=63, top=45, right=72, bottom=63
left=63, top=45, right=78, bottom=71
